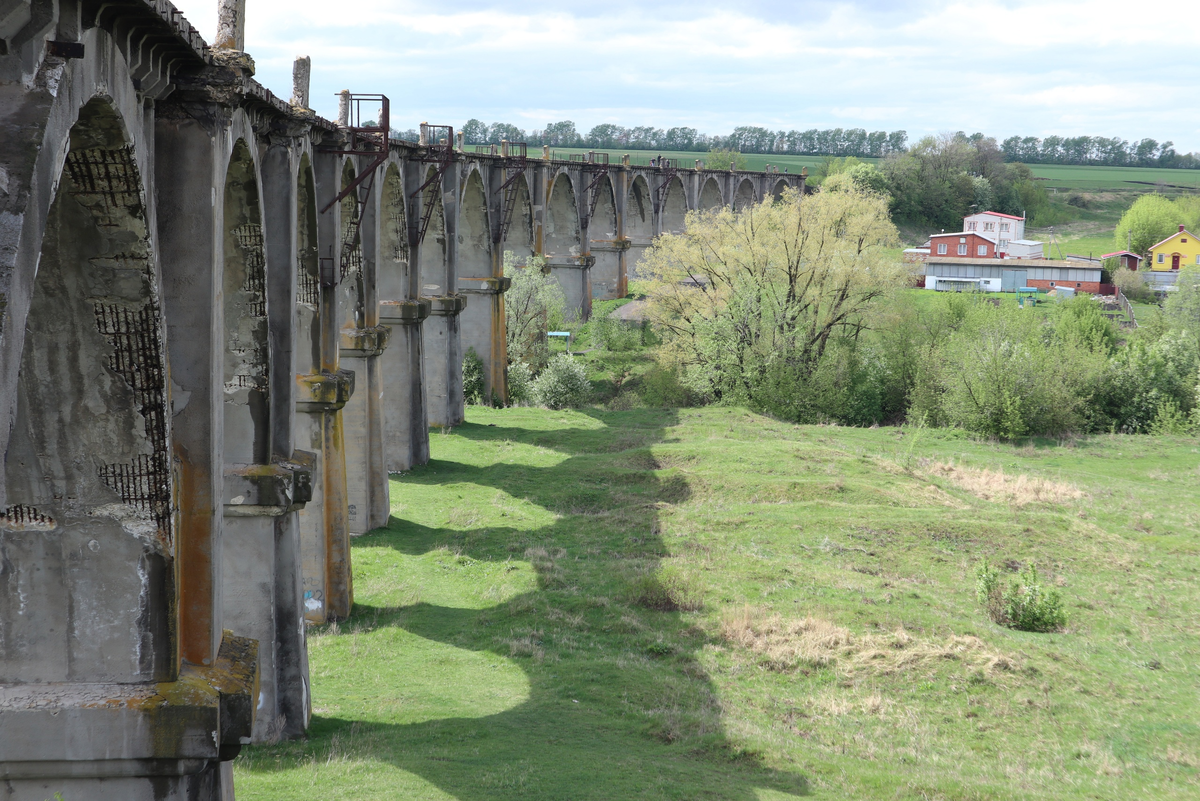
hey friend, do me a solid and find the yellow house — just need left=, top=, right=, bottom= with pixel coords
left=1148, top=225, right=1200, bottom=271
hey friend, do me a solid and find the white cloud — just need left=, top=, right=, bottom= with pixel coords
left=169, top=0, right=1200, bottom=150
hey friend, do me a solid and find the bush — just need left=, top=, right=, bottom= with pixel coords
left=639, top=364, right=694, bottom=408
left=975, top=562, right=1067, bottom=632
left=506, top=361, right=534, bottom=406
left=462, top=348, right=485, bottom=405
left=588, top=315, right=642, bottom=352
left=532, top=354, right=590, bottom=409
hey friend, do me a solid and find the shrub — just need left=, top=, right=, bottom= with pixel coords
left=975, top=562, right=1067, bottom=632
left=506, top=361, right=534, bottom=406
left=532, top=354, right=590, bottom=409
left=462, top=348, right=485, bottom=405
left=588, top=315, right=642, bottom=352
left=639, top=364, right=694, bottom=408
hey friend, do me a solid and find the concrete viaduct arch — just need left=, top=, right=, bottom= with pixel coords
left=0, top=3, right=805, bottom=798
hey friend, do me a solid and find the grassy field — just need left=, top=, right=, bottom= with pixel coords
left=538, top=146, right=1200, bottom=193
left=234, top=406, right=1200, bottom=800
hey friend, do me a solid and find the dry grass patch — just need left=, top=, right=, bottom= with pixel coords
left=719, top=606, right=1013, bottom=676
left=925, top=460, right=1086, bottom=507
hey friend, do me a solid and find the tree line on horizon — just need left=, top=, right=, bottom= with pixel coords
left=391, top=119, right=1198, bottom=169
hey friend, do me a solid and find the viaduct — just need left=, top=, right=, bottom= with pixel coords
left=0, top=0, right=805, bottom=797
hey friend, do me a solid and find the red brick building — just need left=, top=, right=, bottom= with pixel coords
left=929, top=232, right=997, bottom=259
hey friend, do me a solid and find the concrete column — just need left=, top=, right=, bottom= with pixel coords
left=302, top=148, right=354, bottom=621
left=616, top=168, right=629, bottom=298
left=291, top=56, right=311, bottom=109
left=379, top=300, right=431, bottom=470
left=156, top=111, right=226, bottom=669
left=423, top=161, right=466, bottom=427
left=215, top=0, right=246, bottom=50
left=340, top=158, right=390, bottom=533
left=219, top=141, right=312, bottom=742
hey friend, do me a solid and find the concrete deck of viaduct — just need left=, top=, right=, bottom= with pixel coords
left=0, top=1, right=803, bottom=798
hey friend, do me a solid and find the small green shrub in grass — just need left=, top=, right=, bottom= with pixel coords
left=532, top=354, right=590, bottom=409
left=976, top=562, right=1068, bottom=632
left=462, top=348, right=485, bottom=405
left=506, top=361, right=534, bottom=406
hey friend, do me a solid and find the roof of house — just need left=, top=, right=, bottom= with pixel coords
left=965, top=211, right=1025, bottom=221
left=1100, top=250, right=1143, bottom=260
left=1148, top=228, right=1198, bottom=252
left=1010, top=239, right=1043, bottom=246
left=931, top=231, right=997, bottom=243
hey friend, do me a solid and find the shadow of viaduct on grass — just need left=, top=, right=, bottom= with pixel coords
left=244, top=408, right=810, bottom=800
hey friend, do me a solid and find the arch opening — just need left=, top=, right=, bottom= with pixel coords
left=3, top=98, right=173, bottom=682
left=592, top=176, right=617, bottom=237
left=502, top=175, right=534, bottom=263
left=626, top=175, right=652, bottom=239
left=544, top=172, right=580, bottom=257
left=661, top=176, right=688, bottom=234
left=418, top=165, right=447, bottom=296
left=223, top=138, right=270, bottom=466
left=296, top=154, right=320, bottom=374
left=338, top=160, right=366, bottom=330
left=457, top=169, right=491, bottom=281
left=379, top=163, right=408, bottom=300
left=772, top=179, right=788, bottom=202
left=699, top=177, right=723, bottom=210
left=734, top=179, right=757, bottom=211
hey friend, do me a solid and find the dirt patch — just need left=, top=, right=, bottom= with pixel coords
left=719, top=606, right=1012, bottom=676
left=925, top=460, right=1086, bottom=507
left=610, top=300, right=648, bottom=321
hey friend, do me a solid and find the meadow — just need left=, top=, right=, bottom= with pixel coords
left=234, top=406, right=1200, bottom=800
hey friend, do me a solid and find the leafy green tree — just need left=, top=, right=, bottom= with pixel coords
left=705, top=148, right=747, bottom=170
left=488, top=122, right=526, bottom=143
left=1164, top=265, right=1200, bottom=350
left=586, top=124, right=622, bottom=148
left=504, top=252, right=565, bottom=371
left=1115, top=194, right=1187, bottom=256
left=641, top=185, right=908, bottom=420
left=1055, top=294, right=1117, bottom=355
left=461, top=119, right=488, bottom=144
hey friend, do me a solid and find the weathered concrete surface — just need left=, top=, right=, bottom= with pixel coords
left=0, top=2, right=804, bottom=794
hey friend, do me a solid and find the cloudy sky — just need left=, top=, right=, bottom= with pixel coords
left=171, top=0, right=1200, bottom=151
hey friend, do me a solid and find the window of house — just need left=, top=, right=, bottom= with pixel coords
left=1195, top=255, right=1200, bottom=265
left=1001, top=223, right=1010, bottom=232
left=1076, top=283, right=1081, bottom=287
left=1182, top=238, right=1188, bottom=243
left=1158, top=253, right=1165, bottom=263
left=1000, top=239, right=1009, bottom=248
left=967, top=222, right=977, bottom=231
left=937, top=243, right=948, bottom=255
left=984, top=222, right=995, bottom=231
left=957, top=244, right=968, bottom=255
left=1050, top=282, right=1056, bottom=287
left=977, top=245, right=988, bottom=256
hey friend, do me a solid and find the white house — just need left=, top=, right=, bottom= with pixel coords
left=962, top=212, right=1043, bottom=259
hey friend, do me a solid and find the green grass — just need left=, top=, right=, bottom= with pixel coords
left=235, top=407, right=1200, bottom=800
left=1028, top=164, right=1200, bottom=192
left=538, top=147, right=1200, bottom=192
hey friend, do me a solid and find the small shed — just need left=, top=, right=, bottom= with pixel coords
left=1101, top=251, right=1143, bottom=271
